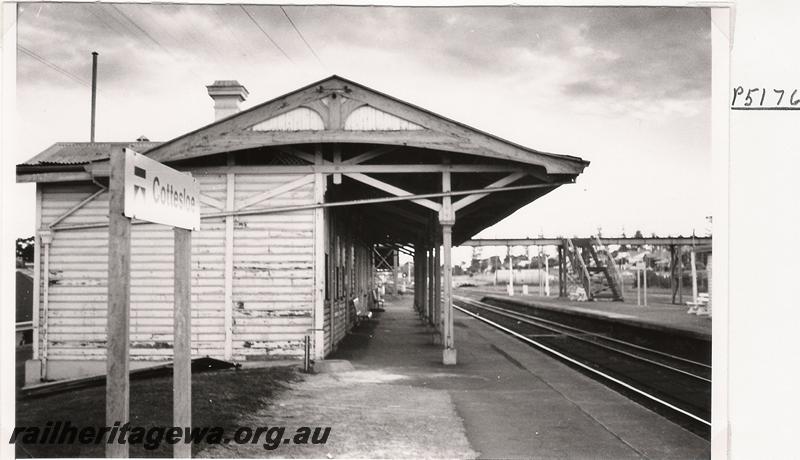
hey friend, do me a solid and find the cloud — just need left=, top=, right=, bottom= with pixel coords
left=562, top=79, right=614, bottom=97
left=562, top=7, right=711, bottom=113
left=17, top=5, right=710, bottom=113
left=11, top=4, right=712, bottom=243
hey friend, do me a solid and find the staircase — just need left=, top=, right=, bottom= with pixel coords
left=564, top=237, right=624, bottom=302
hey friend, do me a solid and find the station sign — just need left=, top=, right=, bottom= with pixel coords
left=123, top=148, right=200, bottom=230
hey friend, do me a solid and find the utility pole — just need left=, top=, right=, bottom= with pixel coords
left=90, top=52, right=98, bottom=142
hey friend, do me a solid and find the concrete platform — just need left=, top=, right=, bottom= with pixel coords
left=208, top=295, right=709, bottom=458
left=462, top=287, right=711, bottom=340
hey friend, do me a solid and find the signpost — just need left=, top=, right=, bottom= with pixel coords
left=107, top=148, right=199, bottom=458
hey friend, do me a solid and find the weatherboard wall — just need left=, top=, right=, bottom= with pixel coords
left=38, top=181, right=229, bottom=364
left=33, top=170, right=355, bottom=379
left=230, top=173, right=315, bottom=361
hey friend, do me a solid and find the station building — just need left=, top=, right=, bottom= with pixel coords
left=16, top=76, right=588, bottom=383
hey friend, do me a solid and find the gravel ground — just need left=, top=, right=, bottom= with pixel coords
left=199, top=369, right=478, bottom=459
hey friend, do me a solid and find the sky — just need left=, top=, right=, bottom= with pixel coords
left=9, top=4, right=712, bottom=263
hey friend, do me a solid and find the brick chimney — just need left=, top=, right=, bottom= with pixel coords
left=206, top=80, right=249, bottom=121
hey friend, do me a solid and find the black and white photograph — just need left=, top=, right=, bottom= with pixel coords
left=0, top=1, right=796, bottom=459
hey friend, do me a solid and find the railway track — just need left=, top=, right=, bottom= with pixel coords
left=453, top=295, right=711, bottom=438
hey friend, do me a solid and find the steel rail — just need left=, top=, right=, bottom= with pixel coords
left=456, top=297, right=710, bottom=383
left=457, top=295, right=710, bottom=371
left=454, top=304, right=712, bottom=427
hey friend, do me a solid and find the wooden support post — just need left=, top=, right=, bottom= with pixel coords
left=368, top=244, right=374, bottom=309
left=678, top=247, right=684, bottom=304
left=544, top=251, right=550, bottom=297
left=39, top=231, right=52, bottom=379
left=691, top=249, right=698, bottom=303
left=412, top=247, right=417, bottom=310
left=669, top=244, right=677, bottom=304
left=507, top=245, right=514, bottom=296
left=32, top=192, right=42, bottom=362
left=707, top=253, right=713, bottom=315
left=365, top=245, right=370, bottom=307
left=344, top=231, right=352, bottom=331
left=355, top=244, right=361, bottom=310
left=173, top=228, right=192, bottom=459
left=365, top=244, right=369, bottom=308
left=414, top=243, right=422, bottom=313
left=441, top=224, right=455, bottom=364
left=393, top=249, right=400, bottom=296
left=560, top=246, right=565, bottom=297
left=561, top=239, right=569, bottom=298
left=422, top=246, right=428, bottom=320
left=643, top=259, right=648, bottom=307
left=538, top=247, right=544, bottom=296
left=329, top=218, right=337, bottom=325
left=434, top=232, right=442, bottom=338
left=427, top=243, right=435, bottom=326
left=223, top=170, right=234, bottom=361
left=637, top=269, right=641, bottom=306
left=106, top=148, right=131, bottom=458
left=332, top=227, right=339, bottom=350
left=313, top=145, right=326, bottom=360
left=421, top=244, right=428, bottom=321
left=441, top=170, right=457, bottom=365
left=332, top=145, right=342, bottom=185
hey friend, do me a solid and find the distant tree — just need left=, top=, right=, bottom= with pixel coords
left=488, top=255, right=502, bottom=272
left=468, top=258, right=482, bottom=274
left=618, top=230, right=629, bottom=252
left=630, top=230, right=644, bottom=250
left=16, top=236, right=35, bottom=264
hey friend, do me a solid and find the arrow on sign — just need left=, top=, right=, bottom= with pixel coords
left=133, top=166, right=147, bottom=200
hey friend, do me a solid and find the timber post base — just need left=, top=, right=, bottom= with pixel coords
left=443, top=348, right=457, bottom=365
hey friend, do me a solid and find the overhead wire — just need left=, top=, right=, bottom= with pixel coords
left=148, top=4, right=225, bottom=66
left=110, top=4, right=174, bottom=57
left=279, top=6, right=325, bottom=69
left=17, top=45, right=92, bottom=88
left=92, top=3, right=140, bottom=40
left=239, top=5, right=294, bottom=63
left=85, top=4, right=117, bottom=34
left=211, top=6, right=243, bottom=52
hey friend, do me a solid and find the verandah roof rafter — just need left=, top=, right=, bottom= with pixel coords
left=49, top=181, right=572, bottom=233
left=74, top=161, right=548, bottom=180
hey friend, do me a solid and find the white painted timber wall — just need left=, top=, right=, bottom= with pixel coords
left=39, top=179, right=228, bottom=363
left=231, top=174, right=315, bottom=360
left=251, top=107, right=325, bottom=131
left=35, top=171, right=322, bottom=375
left=344, top=105, right=424, bottom=131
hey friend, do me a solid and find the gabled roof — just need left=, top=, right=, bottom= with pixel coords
left=18, top=75, right=588, bottom=177
left=143, top=75, right=588, bottom=174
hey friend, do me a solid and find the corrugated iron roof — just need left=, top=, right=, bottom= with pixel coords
left=21, top=141, right=162, bottom=166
